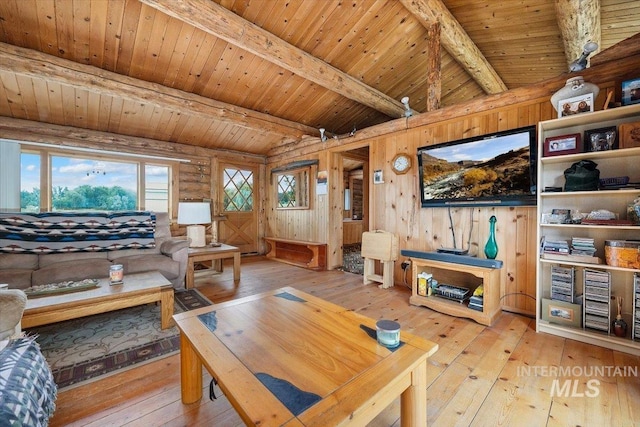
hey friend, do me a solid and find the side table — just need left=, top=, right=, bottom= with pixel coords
left=186, top=244, right=241, bottom=289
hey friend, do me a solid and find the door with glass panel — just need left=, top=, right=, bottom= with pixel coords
left=219, top=163, right=259, bottom=254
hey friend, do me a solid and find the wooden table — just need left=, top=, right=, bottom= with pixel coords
left=186, top=244, right=241, bottom=288
left=173, top=286, right=438, bottom=426
left=23, top=270, right=174, bottom=329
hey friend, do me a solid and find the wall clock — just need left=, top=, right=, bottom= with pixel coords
left=391, top=153, right=412, bottom=174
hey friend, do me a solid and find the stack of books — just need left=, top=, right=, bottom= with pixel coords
left=468, top=295, right=484, bottom=312
left=571, top=237, right=596, bottom=256
left=542, top=238, right=570, bottom=255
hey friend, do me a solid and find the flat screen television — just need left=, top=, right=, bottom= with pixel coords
left=417, top=126, right=537, bottom=208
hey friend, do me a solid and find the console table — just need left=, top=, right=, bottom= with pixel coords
left=186, top=244, right=241, bottom=289
left=408, top=257, right=502, bottom=326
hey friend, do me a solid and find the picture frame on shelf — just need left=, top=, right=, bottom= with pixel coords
left=543, top=133, right=582, bottom=157
left=557, top=93, right=593, bottom=118
left=621, top=78, right=640, bottom=106
left=619, top=121, right=640, bottom=149
left=541, top=298, right=582, bottom=328
left=584, top=126, right=618, bottom=152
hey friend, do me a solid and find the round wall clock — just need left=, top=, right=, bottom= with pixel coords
left=391, top=153, right=412, bottom=174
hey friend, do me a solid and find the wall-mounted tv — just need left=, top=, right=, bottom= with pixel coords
left=417, top=126, right=537, bottom=208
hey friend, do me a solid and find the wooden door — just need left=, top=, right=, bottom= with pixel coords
left=219, top=163, right=259, bottom=254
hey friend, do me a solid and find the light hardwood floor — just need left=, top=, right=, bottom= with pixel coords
left=50, top=256, right=640, bottom=426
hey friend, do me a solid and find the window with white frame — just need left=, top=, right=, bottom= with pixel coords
left=19, top=150, right=171, bottom=213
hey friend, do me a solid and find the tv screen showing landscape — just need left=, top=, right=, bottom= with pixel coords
left=418, top=126, right=537, bottom=208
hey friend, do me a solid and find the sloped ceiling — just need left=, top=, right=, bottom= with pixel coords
left=0, top=0, right=638, bottom=156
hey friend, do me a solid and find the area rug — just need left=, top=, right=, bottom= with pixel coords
left=343, top=243, right=364, bottom=275
left=26, top=288, right=211, bottom=390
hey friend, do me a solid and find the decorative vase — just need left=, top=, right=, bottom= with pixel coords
left=612, top=296, right=627, bottom=337
left=550, top=76, right=600, bottom=113
left=613, top=315, right=628, bottom=338
left=484, top=215, right=498, bottom=259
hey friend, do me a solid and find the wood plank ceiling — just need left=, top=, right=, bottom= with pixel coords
left=0, top=0, right=638, bottom=156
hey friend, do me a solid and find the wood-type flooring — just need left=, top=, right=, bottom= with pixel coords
left=49, top=256, right=640, bottom=426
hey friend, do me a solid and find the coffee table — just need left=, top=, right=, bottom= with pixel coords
left=23, top=270, right=174, bottom=330
left=173, top=286, right=438, bottom=426
left=186, top=244, right=241, bottom=288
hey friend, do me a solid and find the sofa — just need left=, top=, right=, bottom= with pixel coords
left=0, top=211, right=190, bottom=290
left=0, top=288, right=57, bottom=426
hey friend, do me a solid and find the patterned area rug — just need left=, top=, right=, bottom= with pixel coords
left=26, top=288, right=211, bottom=390
left=343, top=243, right=364, bottom=275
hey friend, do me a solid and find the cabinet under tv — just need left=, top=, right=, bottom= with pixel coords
left=408, top=256, right=502, bottom=326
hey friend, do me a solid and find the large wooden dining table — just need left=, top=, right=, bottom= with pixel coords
left=173, top=286, right=438, bottom=426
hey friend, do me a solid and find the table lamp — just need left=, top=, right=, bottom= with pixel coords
left=177, top=202, right=211, bottom=247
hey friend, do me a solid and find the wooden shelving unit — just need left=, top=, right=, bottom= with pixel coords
left=536, top=104, right=640, bottom=356
left=409, top=258, right=502, bottom=326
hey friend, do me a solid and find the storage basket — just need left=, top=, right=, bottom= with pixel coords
left=604, top=240, right=640, bottom=269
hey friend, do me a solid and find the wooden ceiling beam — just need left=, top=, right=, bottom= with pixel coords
left=400, top=0, right=507, bottom=94
left=555, top=0, right=601, bottom=69
left=139, top=0, right=407, bottom=119
left=0, top=42, right=315, bottom=141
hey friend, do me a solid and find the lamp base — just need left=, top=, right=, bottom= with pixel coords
left=186, top=225, right=206, bottom=247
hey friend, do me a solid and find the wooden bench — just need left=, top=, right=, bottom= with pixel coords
left=264, top=237, right=327, bottom=271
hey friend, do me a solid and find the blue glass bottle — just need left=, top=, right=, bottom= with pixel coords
left=484, top=215, right=498, bottom=259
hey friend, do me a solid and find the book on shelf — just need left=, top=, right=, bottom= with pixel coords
left=541, top=252, right=602, bottom=264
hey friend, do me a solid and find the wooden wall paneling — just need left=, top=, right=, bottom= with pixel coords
left=0, top=72, right=23, bottom=117
left=60, top=84, right=76, bottom=125
left=148, top=16, right=180, bottom=84
left=106, top=96, right=124, bottom=133
left=88, top=0, right=108, bottom=68
left=172, top=28, right=207, bottom=90
left=45, top=81, right=63, bottom=124
left=140, top=9, right=170, bottom=83
left=72, top=0, right=91, bottom=64
left=14, top=74, right=38, bottom=120
left=34, top=0, right=57, bottom=57
left=86, top=91, right=101, bottom=129
left=114, top=0, right=142, bottom=75
left=74, top=88, right=89, bottom=130
left=153, top=109, right=180, bottom=140
left=326, top=153, right=342, bottom=268
left=160, top=23, right=194, bottom=87
left=52, top=0, right=73, bottom=62
left=0, top=74, right=12, bottom=114
left=102, top=0, right=125, bottom=72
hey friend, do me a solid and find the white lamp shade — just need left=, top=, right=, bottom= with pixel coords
left=177, top=202, right=211, bottom=225
left=178, top=202, right=211, bottom=247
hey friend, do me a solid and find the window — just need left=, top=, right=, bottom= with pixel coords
left=276, top=167, right=310, bottom=209
left=51, top=156, right=138, bottom=211
left=20, top=152, right=40, bottom=212
left=223, top=167, right=254, bottom=212
left=19, top=150, right=172, bottom=213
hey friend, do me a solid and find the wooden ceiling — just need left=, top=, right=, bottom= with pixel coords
left=0, top=0, right=638, bottom=157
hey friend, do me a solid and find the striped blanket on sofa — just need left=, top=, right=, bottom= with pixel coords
left=0, top=211, right=156, bottom=254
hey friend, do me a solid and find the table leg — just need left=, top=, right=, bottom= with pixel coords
left=160, top=287, right=174, bottom=329
left=186, top=259, right=195, bottom=289
left=400, top=359, right=427, bottom=426
left=180, top=333, right=203, bottom=404
left=233, top=252, right=241, bottom=282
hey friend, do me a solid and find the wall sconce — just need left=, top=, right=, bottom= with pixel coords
left=401, top=96, right=412, bottom=117
left=319, top=128, right=327, bottom=142
left=569, top=41, right=598, bottom=72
